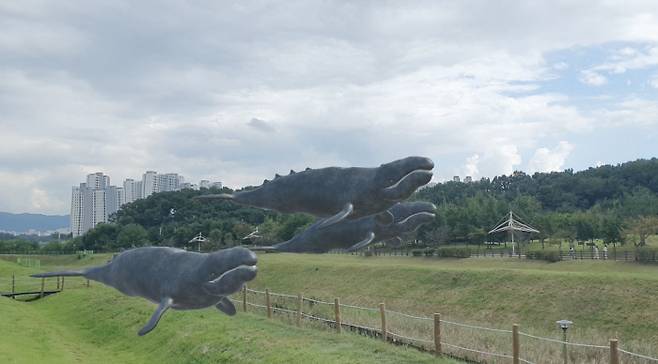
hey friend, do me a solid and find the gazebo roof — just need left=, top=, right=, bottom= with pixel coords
left=188, top=232, right=208, bottom=244
left=488, top=211, right=539, bottom=235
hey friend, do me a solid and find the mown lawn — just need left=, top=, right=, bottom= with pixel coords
left=0, top=258, right=459, bottom=364
left=248, top=253, right=658, bottom=351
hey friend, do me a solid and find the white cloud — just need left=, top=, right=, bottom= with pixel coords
left=463, top=154, right=480, bottom=178
left=1, top=1, right=658, bottom=213
left=593, top=97, right=658, bottom=127
left=553, top=62, right=569, bottom=71
left=579, top=70, right=608, bottom=86
left=649, top=73, right=658, bottom=89
left=592, top=46, right=658, bottom=74
left=527, top=141, right=575, bottom=173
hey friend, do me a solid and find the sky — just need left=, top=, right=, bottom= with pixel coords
left=1, top=1, right=658, bottom=215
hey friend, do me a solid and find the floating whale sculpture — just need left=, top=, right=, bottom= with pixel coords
left=269, top=201, right=436, bottom=253
left=197, top=156, right=434, bottom=228
left=31, top=246, right=258, bottom=336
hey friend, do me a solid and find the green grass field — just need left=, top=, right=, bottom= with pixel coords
left=245, top=253, right=658, bottom=362
left=0, top=257, right=459, bottom=364
left=2, top=251, right=657, bottom=363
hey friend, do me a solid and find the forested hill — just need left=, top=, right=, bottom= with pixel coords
left=17, top=158, right=656, bottom=253
left=416, top=158, right=658, bottom=212
left=413, top=158, right=658, bottom=244
left=0, top=212, right=69, bottom=233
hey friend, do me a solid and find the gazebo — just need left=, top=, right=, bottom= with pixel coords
left=488, top=211, right=539, bottom=255
left=188, top=232, right=208, bottom=252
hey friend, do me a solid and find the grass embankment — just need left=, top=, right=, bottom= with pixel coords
left=247, top=253, right=658, bottom=362
left=0, top=258, right=458, bottom=364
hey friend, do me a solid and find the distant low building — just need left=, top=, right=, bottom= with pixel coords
left=453, top=176, right=461, bottom=183
left=464, top=176, right=473, bottom=183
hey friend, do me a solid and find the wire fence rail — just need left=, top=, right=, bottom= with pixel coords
left=329, top=247, right=658, bottom=264
left=237, top=286, right=658, bottom=364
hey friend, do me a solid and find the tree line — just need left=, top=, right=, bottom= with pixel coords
left=3, top=158, right=658, bottom=253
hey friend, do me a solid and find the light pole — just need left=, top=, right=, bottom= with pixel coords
left=556, top=319, right=572, bottom=364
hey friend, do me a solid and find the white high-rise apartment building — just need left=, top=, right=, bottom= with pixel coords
left=71, top=170, right=191, bottom=236
left=71, top=172, right=118, bottom=237
left=106, top=186, right=125, bottom=216
left=158, top=173, right=180, bottom=192
left=142, top=171, right=158, bottom=198
left=70, top=185, right=84, bottom=237
left=123, top=178, right=143, bottom=204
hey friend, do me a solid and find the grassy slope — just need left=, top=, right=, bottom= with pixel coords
left=0, top=259, right=458, bottom=364
left=250, top=253, right=658, bottom=346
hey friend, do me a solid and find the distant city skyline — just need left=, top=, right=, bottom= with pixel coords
left=1, top=2, right=657, bottom=215
left=70, top=170, right=222, bottom=236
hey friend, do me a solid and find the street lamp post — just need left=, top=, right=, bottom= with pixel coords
left=556, top=319, right=572, bottom=364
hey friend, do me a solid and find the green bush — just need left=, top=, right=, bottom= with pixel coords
left=526, top=249, right=562, bottom=262
left=423, top=248, right=435, bottom=257
left=435, top=246, right=472, bottom=258
left=411, top=249, right=423, bottom=257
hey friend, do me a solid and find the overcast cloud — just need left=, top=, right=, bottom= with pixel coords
left=1, top=1, right=657, bottom=214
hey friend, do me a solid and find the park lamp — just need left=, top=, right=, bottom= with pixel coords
left=556, top=319, right=572, bottom=333
left=556, top=319, right=573, bottom=364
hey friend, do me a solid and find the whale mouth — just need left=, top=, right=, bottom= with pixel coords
left=383, top=169, right=433, bottom=190
left=395, top=211, right=436, bottom=225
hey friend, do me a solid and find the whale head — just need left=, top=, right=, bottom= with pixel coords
left=374, top=156, right=434, bottom=201
left=199, top=247, right=258, bottom=296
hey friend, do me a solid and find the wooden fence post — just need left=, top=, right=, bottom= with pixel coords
left=512, top=324, right=520, bottom=364
left=242, top=285, right=247, bottom=312
left=86, top=279, right=90, bottom=288
left=61, top=277, right=65, bottom=291
left=296, top=293, right=303, bottom=327
left=56, top=276, right=60, bottom=290
left=40, top=278, right=45, bottom=298
left=379, top=303, right=387, bottom=341
left=265, top=288, right=272, bottom=319
left=609, top=339, right=619, bottom=364
left=334, top=298, right=342, bottom=333
left=12, top=274, right=15, bottom=299
left=434, top=313, right=442, bottom=355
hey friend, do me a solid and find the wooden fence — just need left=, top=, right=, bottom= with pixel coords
left=0, top=274, right=90, bottom=300
left=234, top=286, right=658, bottom=364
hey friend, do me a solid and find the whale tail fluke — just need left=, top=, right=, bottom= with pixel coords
left=31, top=269, right=86, bottom=278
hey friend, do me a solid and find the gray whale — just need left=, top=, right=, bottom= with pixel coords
left=32, top=246, right=257, bottom=336
left=198, top=156, right=434, bottom=228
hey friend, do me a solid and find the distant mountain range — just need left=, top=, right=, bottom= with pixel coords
left=0, top=212, right=69, bottom=234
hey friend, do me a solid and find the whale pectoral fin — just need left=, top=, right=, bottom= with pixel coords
left=375, top=210, right=394, bottom=225
left=215, top=297, right=237, bottom=316
left=203, top=265, right=258, bottom=296
left=138, top=297, right=173, bottom=336
left=347, top=232, right=376, bottom=252
left=318, top=203, right=353, bottom=229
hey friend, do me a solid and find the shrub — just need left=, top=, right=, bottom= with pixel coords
left=424, top=248, right=435, bottom=257
left=526, top=249, right=562, bottom=262
left=411, top=249, right=423, bottom=257
left=435, top=246, right=472, bottom=258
